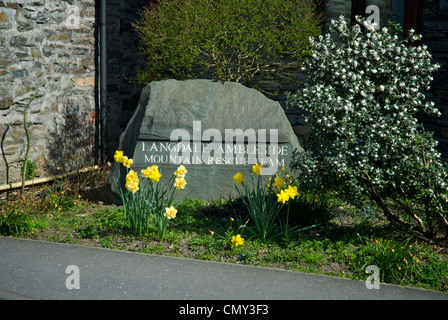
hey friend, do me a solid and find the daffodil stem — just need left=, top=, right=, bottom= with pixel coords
left=285, top=202, right=291, bottom=242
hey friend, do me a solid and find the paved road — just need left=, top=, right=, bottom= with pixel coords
left=1, top=236, right=447, bottom=301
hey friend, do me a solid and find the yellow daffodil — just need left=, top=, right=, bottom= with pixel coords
left=125, top=180, right=139, bottom=193
left=150, top=169, right=162, bottom=182
left=114, top=150, right=124, bottom=163
left=273, top=176, right=285, bottom=189
left=286, top=185, right=299, bottom=200
left=122, top=156, right=133, bottom=168
left=174, top=177, right=187, bottom=190
left=277, top=189, right=290, bottom=204
left=164, top=206, right=177, bottom=220
left=141, top=167, right=152, bottom=178
left=233, top=172, right=245, bottom=185
left=252, top=163, right=262, bottom=176
left=142, top=165, right=162, bottom=182
left=126, top=170, right=138, bottom=184
left=174, top=165, right=187, bottom=178
left=231, top=234, right=244, bottom=246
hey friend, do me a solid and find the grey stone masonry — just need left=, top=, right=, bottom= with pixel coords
left=0, top=0, right=97, bottom=185
left=421, top=0, right=448, bottom=160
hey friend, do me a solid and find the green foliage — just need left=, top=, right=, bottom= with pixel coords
left=349, top=236, right=448, bottom=291
left=233, top=166, right=324, bottom=242
left=0, top=210, right=35, bottom=236
left=43, top=188, right=76, bottom=212
left=132, top=0, right=322, bottom=86
left=117, top=177, right=151, bottom=236
left=94, top=208, right=128, bottom=231
left=234, top=170, right=284, bottom=242
left=287, top=16, right=448, bottom=240
left=287, top=190, right=336, bottom=228
left=114, top=152, right=188, bottom=239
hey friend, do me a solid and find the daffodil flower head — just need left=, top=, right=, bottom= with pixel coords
left=174, top=177, right=187, bottom=189
left=286, top=185, right=299, bottom=200
left=125, top=179, right=139, bottom=193
left=126, top=170, right=138, bottom=183
left=142, top=165, right=162, bottom=182
left=141, top=167, right=151, bottom=178
left=231, top=234, right=244, bottom=246
left=174, top=165, right=187, bottom=178
left=273, top=176, right=285, bottom=189
left=277, top=189, right=290, bottom=204
left=122, top=156, right=133, bottom=168
left=114, top=150, right=124, bottom=163
left=164, top=206, right=177, bottom=220
left=150, top=170, right=162, bottom=182
left=233, top=172, right=245, bottom=185
left=252, top=163, right=262, bottom=176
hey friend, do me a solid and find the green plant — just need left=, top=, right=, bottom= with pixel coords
left=210, top=216, right=248, bottom=250
left=287, top=191, right=335, bottom=228
left=233, top=164, right=284, bottom=241
left=42, top=186, right=76, bottom=212
left=116, top=170, right=150, bottom=236
left=287, top=16, right=448, bottom=240
left=349, top=236, right=448, bottom=291
left=77, top=225, right=98, bottom=239
left=0, top=210, right=35, bottom=236
left=131, top=0, right=322, bottom=86
left=273, top=168, right=332, bottom=236
left=94, top=208, right=128, bottom=231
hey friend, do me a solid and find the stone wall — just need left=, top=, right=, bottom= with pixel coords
left=104, top=0, right=148, bottom=158
left=421, top=0, right=448, bottom=160
left=0, top=0, right=97, bottom=185
left=0, top=0, right=147, bottom=186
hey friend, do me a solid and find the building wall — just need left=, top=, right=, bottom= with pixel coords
left=0, top=0, right=147, bottom=186
left=421, top=0, right=448, bottom=159
left=104, top=0, right=148, bottom=158
left=0, top=0, right=97, bottom=185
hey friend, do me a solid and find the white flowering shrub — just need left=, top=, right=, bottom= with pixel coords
left=287, top=16, right=448, bottom=240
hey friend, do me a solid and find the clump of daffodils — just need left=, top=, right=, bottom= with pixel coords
left=287, top=16, right=448, bottom=239
left=233, top=163, right=303, bottom=241
left=113, top=150, right=188, bottom=238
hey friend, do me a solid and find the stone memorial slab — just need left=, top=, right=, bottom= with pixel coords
left=108, top=79, right=303, bottom=202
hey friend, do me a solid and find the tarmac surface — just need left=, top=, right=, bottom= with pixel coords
left=1, top=236, right=447, bottom=301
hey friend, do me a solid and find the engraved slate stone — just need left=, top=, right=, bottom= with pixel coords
left=108, top=79, right=303, bottom=203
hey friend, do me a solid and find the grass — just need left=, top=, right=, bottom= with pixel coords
left=1, top=168, right=447, bottom=293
